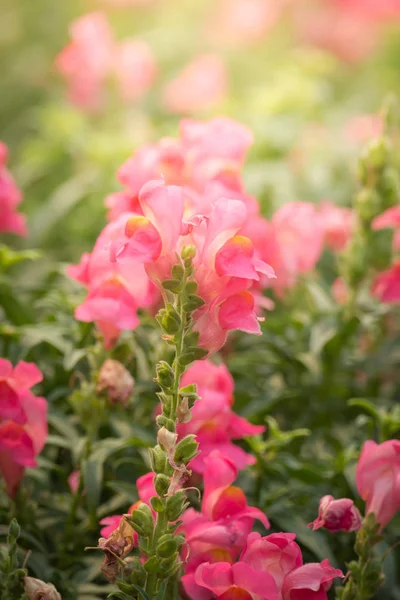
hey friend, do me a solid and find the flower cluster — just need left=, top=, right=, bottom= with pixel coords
left=178, top=360, right=264, bottom=473
left=0, top=360, right=47, bottom=497
left=0, top=142, right=26, bottom=237
left=55, top=12, right=156, bottom=110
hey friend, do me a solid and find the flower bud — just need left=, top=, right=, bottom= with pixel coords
left=173, top=435, right=199, bottom=465
left=157, top=427, right=178, bottom=455
left=150, top=496, right=165, bottom=512
left=96, top=359, right=134, bottom=406
left=154, top=474, right=170, bottom=496
left=149, top=445, right=167, bottom=474
left=165, top=490, right=188, bottom=521
left=130, top=503, right=154, bottom=537
left=8, top=518, right=20, bottom=542
left=129, top=557, right=146, bottom=587
left=308, top=495, right=362, bottom=533
left=155, top=361, right=174, bottom=388
left=143, top=556, right=161, bottom=574
left=156, top=535, right=178, bottom=558
left=24, top=577, right=62, bottom=600
left=181, top=245, right=196, bottom=261
left=171, top=264, right=185, bottom=280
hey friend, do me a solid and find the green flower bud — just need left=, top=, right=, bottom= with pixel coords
left=143, top=556, right=161, bottom=574
left=8, top=519, right=20, bottom=542
left=355, top=189, right=381, bottom=223
left=156, top=536, right=178, bottom=559
left=155, top=361, right=175, bottom=388
left=174, top=434, right=199, bottom=465
left=161, top=314, right=181, bottom=334
left=130, top=504, right=154, bottom=537
left=174, top=534, right=186, bottom=549
left=154, top=474, right=170, bottom=496
left=129, top=558, right=146, bottom=587
left=159, top=552, right=179, bottom=574
left=149, top=445, right=167, bottom=473
left=185, top=280, right=198, bottom=295
left=181, top=245, right=196, bottom=261
left=179, top=384, right=199, bottom=400
left=150, top=496, right=165, bottom=513
left=165, top=491, right=188, bottom=521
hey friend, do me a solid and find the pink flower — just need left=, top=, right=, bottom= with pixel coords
left=209, top=0, right=280, bottom=45
left=0, top=142, right=26, bottom=236
left=194, top=561, right=279, bottom=600
left=178, top=360, right=264, bottom=472
left=67, top=212, right=157, bottom=348
left=68, top=470, right=81, bottom=494
left=372, top=205, right=400, bottom=251
left=55, top=12, right=114, bottom=111
left=317, top=201, right=354, bottom=252
left=163, top=55, right=227, bottom=114
left=181, top=452, right=269, bottom=573
left=113, top=181, right=275, bottom=352
left=281, top=560, right=343, bottom=600
left=356, top=439, right=400, bottom=529
left=0, top=359, right=47, bottom=497
left=240, top=532, right=343, bottom=599
left=308, top=495, right=362, bottom=533
left=114, top=39, right=157, bottom=102
left=344, top=114, right=383, bottom=145
left=263, top=202, right=324, bottom=295
left=371, top=260, right=400, bottom=304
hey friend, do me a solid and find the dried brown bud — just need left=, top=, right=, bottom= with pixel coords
left=98, top=518, right=135, bottom=582
left=96, top=359, right=134, bottom=405
left=177, top=397, right=192, bottom=424
left=24, top=577, right=61, bottom=600
left=157, top=426, right=178, bottom=455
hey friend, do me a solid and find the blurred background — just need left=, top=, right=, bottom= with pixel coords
left=2, top=0, right=400, bottom=263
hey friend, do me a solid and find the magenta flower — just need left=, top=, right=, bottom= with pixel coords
left=317, top=201, right=354, bottom=252
left=0, top=142, right=26, bottom=236
left=0, top=359, right=47, bottom=497
left=178, top=360, right=264, bottom=472
left=371, top=260, right=400, bottom=304
left=308, top=495, right=362, bottom=533
left=114, top=39, right=157, bottom=102
left=356, top=439, right=400, bottom=529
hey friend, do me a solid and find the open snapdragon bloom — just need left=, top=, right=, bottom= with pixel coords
left=112, top=180, right=275, bottom=352
left=0, top=142, right=26, bottom=236
left=178, top=360, right=264, bottom=472
left=67, top=213, right=157, bottom=348
left=0, top=360, right=47, bottom=497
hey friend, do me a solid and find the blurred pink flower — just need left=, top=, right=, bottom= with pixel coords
left=263, top=202, right=324, bottom=295
left=344, top=114, right=383, bottom=145
left=356, top=439, right=400, bottom=529
left=178, top=360, right=264, bottom=472
left=55, top=12, right=115, bottom=110
left=163, top=55, right=228, bottom=114
left=332, top=277, right=349, bottom=305
left=0, top=142, right=26, bottom=236
left=114, top=39, right=157, bottom=102
left=210, top=0, right=281, bottom=45
left=371, top=260, right=400, bottom=304
left=68, top=470, right=81, bottom=494
left=317, top=201, right=354, bottom=252
left=372, top=205, right=400, bottom=251
left=308, top=495, right=362, bottom=533
left=0, top=359, right=47, bottom=497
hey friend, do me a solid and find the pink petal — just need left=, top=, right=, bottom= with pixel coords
left=13, top=361, right=43, bottom=390
left=194, top=562, right=234, bottom=595
left=219, top=291, right=261, bottom=334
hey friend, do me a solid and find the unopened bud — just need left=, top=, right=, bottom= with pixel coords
left=165, top=490, right=188, bottom=521
left=24, top=577, right=61, bottom=600
left=150, top=496, right=165, bottom=512
left=96, top=359, right=134, bottom=406
left=173, top=435, right=199, bottom=465
left=155, top=361, right=174, bottom=389
left=181, top=245, right=196, bottom=261
left=308, top=495, right=362, bottom=533
left=149, top=445, right=167, bottom=474
left=130, top=503, right=154, bottom=537
left=8, top=519, right=20, bottom=542
left=129, top=557, right=146, bottom=587
left=157, top=535, right=178, bottom=559
left=144, top=556, right=161, bottom=574
left=154, top=474, right=170, bottom=496
left=157, top=427, right=178, bottom=454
